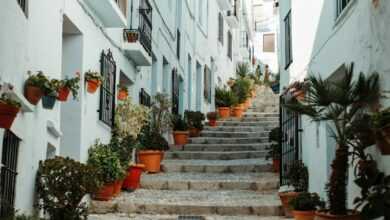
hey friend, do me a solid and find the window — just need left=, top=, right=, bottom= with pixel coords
left=263, top=33, right=275, bottom=52
left=240, top=31, right=248, bottom=48
left=218, top=13, right=224, bottom=44
left=171, top=69, right=179, bottom=115
left=203, top=66, right=211, bottom=103
left=114, top=0, right=127, bottom=17
left=336, top=0, right=352, bottom=18
left=99, top=50, right=117, bottom=127
left=227, top=31, right=232, bottom=60
left=139, top=88, right=151, bottom=107
left=17, top=0, right=28, bottom=16
left=284, top=10, right=292, bottom=69
left=177, top=29, right=181, bottom=59
left=0, top=131, right=20, bottom=217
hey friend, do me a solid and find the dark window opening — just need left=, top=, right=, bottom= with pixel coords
left=177, top=29, right=181, bottom=59
left=139, top=88, right=151, bottom=107
left=227, top=31, right=232, bottom=60
left=172, top=69, right=179, bottom=115
left=99, top=50, right=117, bottom=127
left=203, top=66, right=212, bottom=103
left=336, top=0, right=352, bottom=17
left=284, top=10, right=292, bottom=69
left=218, top=13, right=224, bottom=44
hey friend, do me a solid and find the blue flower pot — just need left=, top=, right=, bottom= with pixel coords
left=42, top=95, right=56, bottom=109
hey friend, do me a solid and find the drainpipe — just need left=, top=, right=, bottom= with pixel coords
left=130, top=0, right=134, bottom=29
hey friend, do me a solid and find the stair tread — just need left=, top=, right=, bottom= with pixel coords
left=141, top=172, right=278, bottom=182
left=163, top=158, right=269, bottom=166
left=89, top=214, right=285, bottom=220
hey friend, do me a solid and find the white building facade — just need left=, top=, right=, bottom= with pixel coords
left=0, top=0, right=252, bottom=215
left=277, top=0, right=390, bottom=208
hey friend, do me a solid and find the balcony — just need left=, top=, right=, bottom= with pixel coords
left=123, top=28, right=152, bottom=66
left=84, top=0, right=127, bottom=28
left=217, top=0, right=232, bottom=10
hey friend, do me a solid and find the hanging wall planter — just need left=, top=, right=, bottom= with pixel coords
left=42, top=95, right=57, bottom=109
left=125, top=31, right=139, bottom=43
left=85, top=71, right=103, bottom=94
left=0, top=95, right=21, bottom=129
left=57, top=87, right=70, bottom=101
left=86, top=80, right=101, bottom=94
left=118, top=87, right=129, bottom=101
left=25, top=85, right=44, bottom=105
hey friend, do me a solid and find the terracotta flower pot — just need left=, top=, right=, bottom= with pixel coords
left=86, top=79, right=101, bottom=94
left=189, top=127, right=201, bottom=137
left=314, top=210, right=360, bottom=220
left=218, top=107, right=230, bottom=118
left=126, top=32, right=139, bottom=42
left=0, top=103, right=20, bottom=129
left=57, top=87, right=70, bottom=101
left=138, top=150, right=163, bottom=173
left=293, top=210, right=316, bottom=220
left=233, top=106, right=244, bottom=118
left=122, top=164, right=144, bottom=191
left=294, top=90, right=305, bottom=101
left=279, top=191, right=299, bottom=217
left=113, top=180, right=123, bottom=197
left=42, top=95, right=56, bottom=109
left=376, top=136, right=390, bottom=155
left=118, top=90, right=128, bottom=101
left=208, top=119, right=217, bottom=127
left=173, top=131, right=189, bottom=145
left=25, top=85, right=43, bottom=105
left=273, top=158, right=280, bottom=173
left=93, top=182, right=115, bottom=201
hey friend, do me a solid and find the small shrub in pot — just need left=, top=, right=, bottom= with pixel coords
left=172, top=114, right=189, bottom=145
left=184, top=110, right=205, bottom=137
left=207, top=112, right=218, bottom=127
left=289, top=192, right=325, bottom=220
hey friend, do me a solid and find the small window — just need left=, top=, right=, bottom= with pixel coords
left=139, top=88, right=151, bottom=107
left=227, top=31, right=232, bottom=60
left=17, top=0, right=28, bottom=17
left=263, top=33, right=275, bottom=52
left=177, top=29, right=181, bottom=59
left=241, top=31, right=248, bottom=48
left=284, top=10, right=292, bottom=69
left=203, top=66, right=212, bottom=103
left=218, top=13, right=224, bottom=44
left=99, top=50, right=117, bottom=127
left=336, top=0, right=352, bottom=18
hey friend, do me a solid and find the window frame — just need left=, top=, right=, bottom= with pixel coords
left=227, top=31, right=232, bottom=60
left=218, top=13, right=224, bottom=45
left=284, top=10, right=292, bottom=70
left=263, top=33, right=275, bottom=53
left=17, top=0, right=28, bottom=17
left=99, top=50, right=117, bottom=128
left=336, top=0, right=352, bottom=18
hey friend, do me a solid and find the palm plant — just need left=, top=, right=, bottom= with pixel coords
left=236, top=63, right=250, bottom=79
left=283, top=64, right=380, bottom=216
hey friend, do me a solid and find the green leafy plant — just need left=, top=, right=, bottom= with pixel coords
left=25, top=71, right=49, bottom=89
left=137, top=124, right=169, bottom=151
left=150, top=93, right=172, bottom=134
left=172, top=114, right=189, bottom=131
left=43, top=79, right=60, bottom=97
left=110, top=128, right=138, bottom=168
left=87, top=141, right=125, bottom=184
left=236, top=62, right=250, bottom=79
left=206, top=112, right=217, bottom=120
left=215, top=87, right=238, bottom=107
left=231, top=78, right=251, bottom=103
left=119, top=85, right=128, bottom=93
left=2, top=212, right=43, bottom=220
left=266, top=127, right=281, bottom=160
left=184, top=110, right=205, bottom=130
left=0, top=94, right=21, bottom=108
left=286, top=160, right=309, bottom=192
left=371, top=108, right=390, bottom=129
left=84, top=70, right=103, bottom=82
left=60, top=74, right=80, bottom=99
left=283, top=65, right=380, bottom=215
left=289, top=192, right=325, bottom=211
left=36, top=157, right=100, bottom=220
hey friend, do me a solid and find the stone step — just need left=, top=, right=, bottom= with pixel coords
left=200, top=131, right=268, bottom=138
left=183, top=143, right=270, bottom=152
left=246, top=108, right=279, bottom=113
left=161, top=159, right=272, bottom=173
left=89, top=214, right=285, bottom=220
left=216, top=121, right=278, bottom=127
left=165, top=150, right=267, bottom=160
left=243, top=113, right=279, bottom=117
left=140, top=172, right=279, bottom=191
left=90, top=189, right=283, bottom=216
left=221, top=117, right=278, bottom=122
left=189, top=137, right=269, bottom=144
left=203, top=126, right=273, bottom=132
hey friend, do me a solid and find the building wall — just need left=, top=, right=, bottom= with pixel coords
left=0, top=0, right=252, bottom=214
left=278, top=0, right=390, bottom=207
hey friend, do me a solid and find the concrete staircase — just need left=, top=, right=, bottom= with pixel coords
left=89, top=86, right=283, bottom=220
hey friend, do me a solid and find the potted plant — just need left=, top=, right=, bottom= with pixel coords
left=215, top=87, right=238, bottom=118
left=85, top=70, right=103, bottom=94
left=266, top=127, right=281, bottom=173
left=118, top=86, right=129, bottom=101
left=42, top=79, right=59, bottom=109
left=87, top=141, right=125, bottom=201
left=371, top=108, right=390, bottom=155
left=57, top=73, right=80, bottom=101
left=24, top=71, right=47, bottom=105
left=125, top=29, right=139, bottom=42
left=172, top=114, right=190, bottom=146
left=283, top=68, right=381, bottom=220
left=185, top=110, right=205, bottom=137
left=231, top=78, right=251, bottom=117
left=137, top=93, right=171, bottom=173
left=290, top=192, right=325, bottom=220
left=279, top=160, right=309, bottom=217
left=0, top=93, right=21, bottom=129
left=207, top=112, right=218, bottom=127
left=36, top=156, right=100, bottom=220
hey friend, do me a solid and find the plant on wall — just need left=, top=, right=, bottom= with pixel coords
left=57, top=73, right=80, bottom=101
left=283, top=65, right=380, bottom=218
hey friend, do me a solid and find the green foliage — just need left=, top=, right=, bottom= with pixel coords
left=286, top=160, right=309, bottom=192
left=43, top=79, right=60, bottom=96
left=61, top=74, right=80, bottom=99
left=36, top=157, right=100, bottom=220
left=236, top=62, right=251, bottom=78
left=0, top=93, right=21, bottom=108
left=289, top=192, right=325, bottom=211
left=231, top=78, right=251, bottom=103
left=150, top=93, right=172, bottom=134
left=137, top=124, right=169, bottom=151
left=184, top=110, right=205, bottom=130
left=206, top=112, right=217, bottom=120
left=371, top=108, right=390, bottom=129
left=266, top=127, right=281, bottom=160
left=87, top=141, right=125, bottom=184
left=2, top=213, right=43, bottom=220
left=84, top=70, right=103, bottom=82
left=25, top=71, right=48, bottom=89
left=215, top=87, right=238, bottom=107
left=282, top=64, right=381, bottom=215
left=172, top=114, right=189, bottom=131
left=110, top=128, right=137, bottom=168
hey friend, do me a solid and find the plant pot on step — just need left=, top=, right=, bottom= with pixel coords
left=293, top=210, right=316, bottom=220
left=273, top=158, right=280, bottom=173
left=173, top=131, right=189, bottom=145
left=232, top=106, right=244, bottom=118
left=218, top=107, right=230, bottom=118
left=314, top=210, right=360, bottom=220
left=279, top=191, right=299, bottom=217
left=93, top=182, right=115, bottom=201
left=57, top=87, right=70, bottom=101
left=122, top=164, right=144, bottom=191
left=138, top=150, right=162, bottom=173
left=42, top=95, right=57, bottom=109
left=208, top=120, right=217, bottom=127
left=0, top=103, right=20, bottom=129
left=25, top=85, right=43, bottom=105
left=86, top=79, right=101, bottom=94
left=113, top=180, right=123, bottom=197
left=189, top=127, right=201, bottom=137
